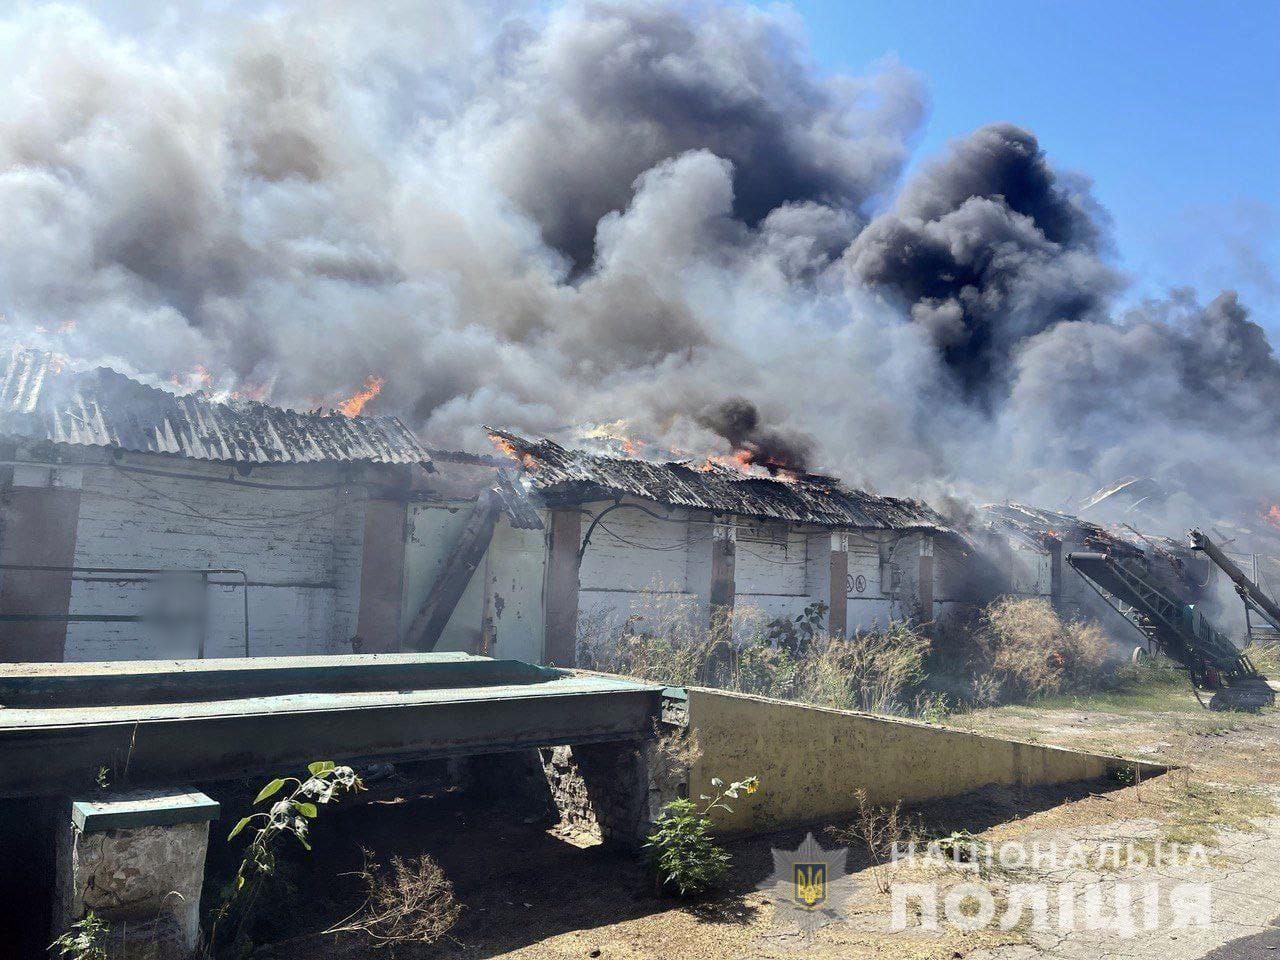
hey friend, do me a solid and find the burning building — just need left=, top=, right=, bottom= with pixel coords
left=3, top=344, right=1269, bottom=670
left=0, top=348, right=546, bottom=662
left=488, top=430, right=982, bottom=663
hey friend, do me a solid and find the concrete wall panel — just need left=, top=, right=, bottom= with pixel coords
left=688, top=688, right=1156, bottom=834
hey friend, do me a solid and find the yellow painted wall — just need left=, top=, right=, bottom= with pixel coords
left=687, top=688, right=1161, bottom=834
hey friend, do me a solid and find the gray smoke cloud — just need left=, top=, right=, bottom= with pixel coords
left=0, top=0, right=1275, bottom=541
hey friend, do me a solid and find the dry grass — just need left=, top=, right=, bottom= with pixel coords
left=793, top=625, right=931, bottom=714
left=970, top=597, right=1110, bottom=702
left=578, top=587, right=932, bottom=716
left=1246, top=638, right=1280, bottom=674
left=325, top=850, right=461, bottom=949
left=581, top=589, right=1127, bottom=716
left=828, top=789, right=922, bottom=894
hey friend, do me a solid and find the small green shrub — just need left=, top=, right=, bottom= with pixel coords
left=914, top=691, right=951, bottom=724
left=646, top=775, right=758, bottom=897
left=50, top=912, right=109, bottom=960
left=933, top=829, right=986, bottom=864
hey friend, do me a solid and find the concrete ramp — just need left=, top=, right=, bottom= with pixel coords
left=685, top=688, right=1165, bottom=833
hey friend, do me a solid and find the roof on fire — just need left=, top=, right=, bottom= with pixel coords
left=0, top=347, right=431, bottom=466
left=977, top=501, right=1146, bottom=557
left=489, top=429, right=951, bottom=531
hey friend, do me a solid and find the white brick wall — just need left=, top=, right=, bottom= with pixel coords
left=63, top=458, right=367, bottom=661
left=571, top=499, right=922, bottom=633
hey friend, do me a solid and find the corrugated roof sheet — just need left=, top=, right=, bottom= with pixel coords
left=0, top=347, right=430, bottom=466
left=977, top=502, right=1142, bottom=557
left=490, top=429, right=949, bottom=531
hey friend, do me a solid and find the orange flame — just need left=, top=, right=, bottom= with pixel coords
left=168, top=363, right=215, bottom=393
left=579, top=419, right=646, bottom=457
left=1266, top=505, right=1280, bottom=530
left=337, top=375, right=385, bottom=417
left=489, top=435, right=538, bottom=470
left=701, top=450, right=757, bottom=475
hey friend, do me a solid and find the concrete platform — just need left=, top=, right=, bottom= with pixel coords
left=0, top=653, right=664, bottom=797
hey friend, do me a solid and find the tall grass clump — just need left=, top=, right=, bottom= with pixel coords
left=578, top=586, right=932, bottom=715
left=969, top=597, right=1109, bottom=702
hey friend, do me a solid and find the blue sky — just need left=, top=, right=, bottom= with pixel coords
left=785, top=0, right=1280, bottom=323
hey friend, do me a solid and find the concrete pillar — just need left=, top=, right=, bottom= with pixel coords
left=828, top=532, right=849, bottom=638
left=918, top=533, right=935, bottom=628
left=53, top=788, right=220, bottom=957
left=709, top=517, right=736, bottom=628
left=1048, top=538, right=1063, bottom=606
left=543, top=507, right=581, bottom=667
left=355, top=497, right=408, bottom=653
left=0, top=465, right=82, bottom=663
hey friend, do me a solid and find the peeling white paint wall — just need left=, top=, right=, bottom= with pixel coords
left=400, top=504, right=547, bottom=663
left=734, top=519, right=809, bottom=622
left=846, top=534, right=903, bottom=631
left=570, top=497, right=936, bottom=637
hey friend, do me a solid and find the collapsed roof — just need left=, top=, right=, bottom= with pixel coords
left=979, top=500, right=1204, bottom=559
left=489, top=429, right=950, bottom=531
left=0, top=347, right=430, bottom=466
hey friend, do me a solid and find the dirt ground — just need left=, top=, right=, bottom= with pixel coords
left=251, top=681, right=1280, bottom=960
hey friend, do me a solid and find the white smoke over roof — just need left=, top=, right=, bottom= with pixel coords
left=0, top=0, right=1275, bottom=541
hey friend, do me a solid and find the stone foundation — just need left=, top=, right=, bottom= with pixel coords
left=541, top=733, right=689, bottom=850
left=53, top=789, right=219, bottom=959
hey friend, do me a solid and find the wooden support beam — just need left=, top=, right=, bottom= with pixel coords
left=403, top=492, right=500, bottom=652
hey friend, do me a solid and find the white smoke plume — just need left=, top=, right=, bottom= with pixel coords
left=0, top=0, right=1275, bottom=537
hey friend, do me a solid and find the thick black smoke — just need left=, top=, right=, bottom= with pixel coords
left=696, top=397, right=814, bottom=473
left=847, top=124, right=1121, bottom=396
left=489, top=0, right=923, bottom=268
